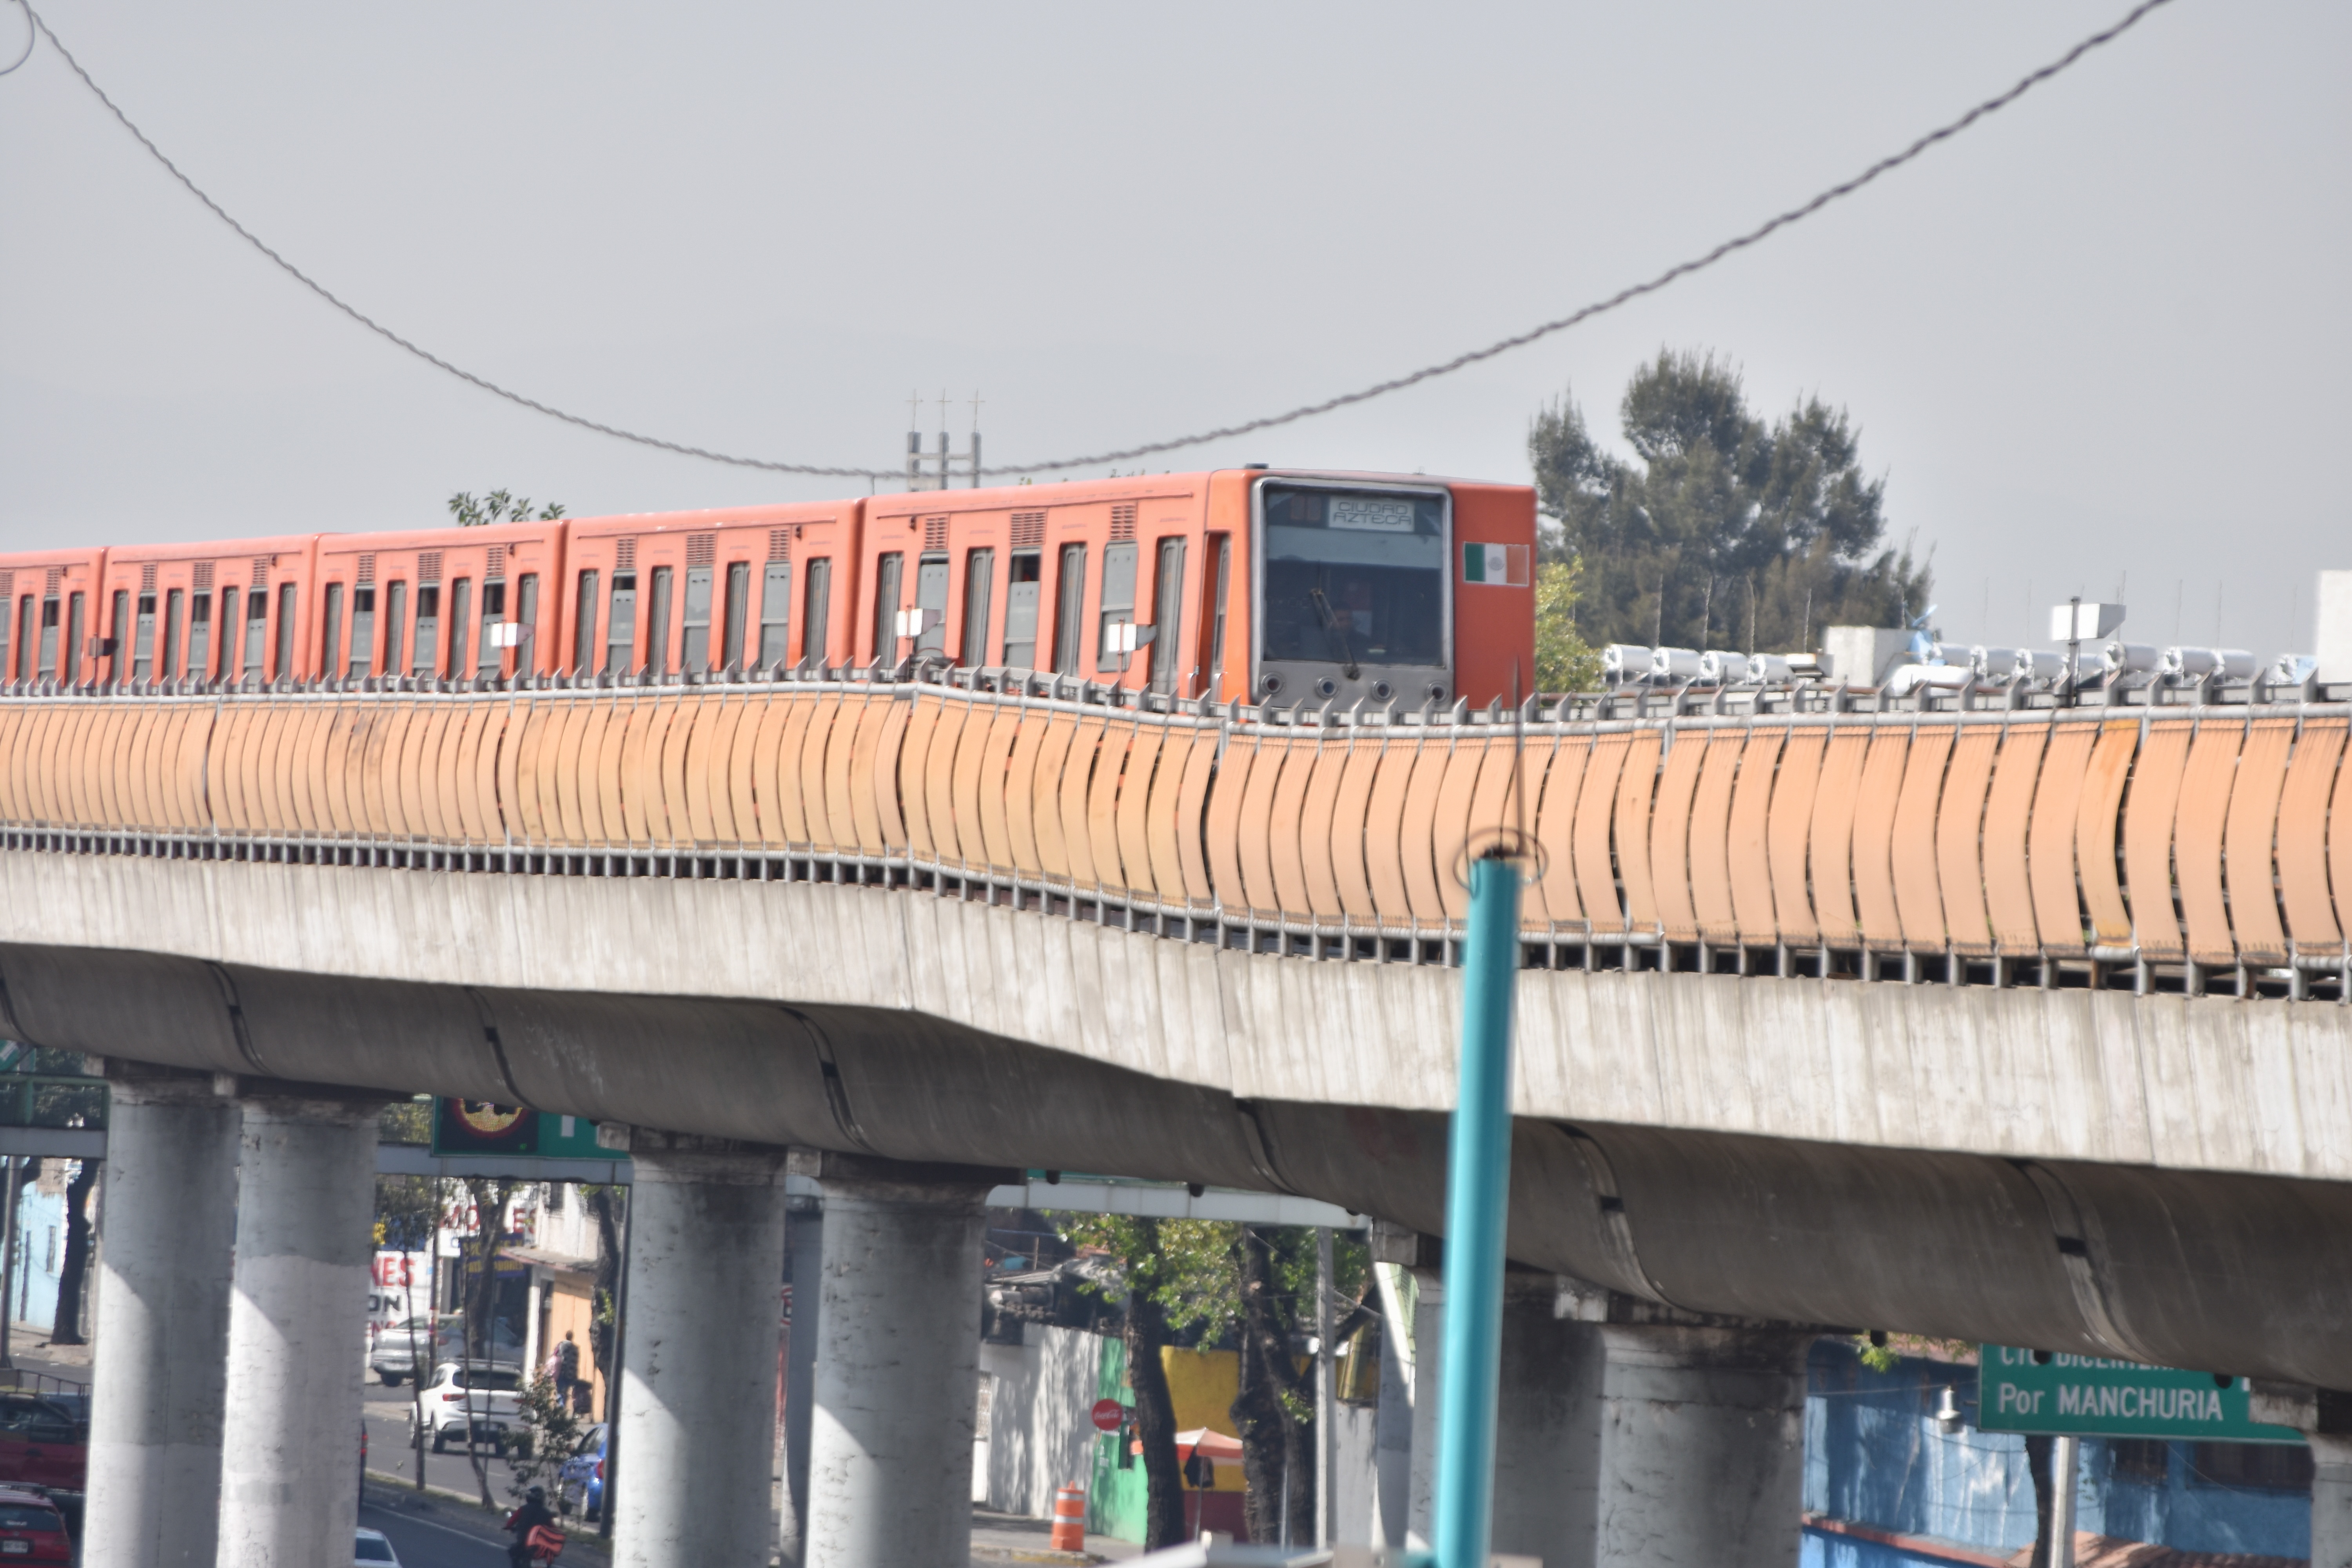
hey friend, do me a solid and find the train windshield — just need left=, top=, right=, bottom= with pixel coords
left=1259, top=486, right=1445, bottom=668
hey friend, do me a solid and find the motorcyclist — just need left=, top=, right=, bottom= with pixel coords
left=504, top=1485, right=557, bottom=1567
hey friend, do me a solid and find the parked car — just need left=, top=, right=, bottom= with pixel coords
left=0, top=1487, right=71, bottom=1564
left=556, top=1424, right=606, bottom=1520
left=0, top=1397, right=82, bottom=1500
left=354, top=1526, right=402, bottom=1566
left=409, top=1363, right=524, bottom=1454
left=372, top=1316, right=519, bottom=1387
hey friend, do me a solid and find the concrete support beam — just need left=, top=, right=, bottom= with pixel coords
left=2312, top=1434, right=2352, bottom=1568
left=793, top=1151, right=1010, bottom=1568
left=612, top=1134, right=790, bottom=1568
left=779, top=1198, right=824, bottom=1568
left=1586, top=1323, right=1812, bottom=1568
left=82, top=1065, right=239, bottom=1568
left=214, top=1085, right=385, bottom=1568
left=1488, top=1277, right=1604, bottom=1559
left=1404, top=1266, right=1443, bottom=1551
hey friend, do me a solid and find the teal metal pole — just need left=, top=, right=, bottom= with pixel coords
left=1430, top=852, right=1522, bottom=1568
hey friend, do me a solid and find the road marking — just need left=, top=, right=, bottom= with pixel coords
left=361, top=1503, right=503, bottom=1550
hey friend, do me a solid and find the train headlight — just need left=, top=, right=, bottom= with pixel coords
left=1261, top=673, right=1283, bottom=696
left=1315, top=677, right=1338, bottom=698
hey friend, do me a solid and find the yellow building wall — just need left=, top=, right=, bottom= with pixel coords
left=1158, top=1346, right=1245, bottom=1493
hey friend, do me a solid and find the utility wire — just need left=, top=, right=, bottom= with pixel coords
left=13, top=0, right=2176, bottom=481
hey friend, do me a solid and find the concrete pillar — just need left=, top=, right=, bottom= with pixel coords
left=1588, top=1324, right=1812, bottom=1568
left=82, top=1065, right=239, bottom=1568
left=215, top=1087, right=384, bottom=1568
left=795, top=1151, right=1007, bottom=1568
left=612, top=1134, right=789, bottom=1568
left=1488, top=1277, right=1604, bottom=1560
left=1370, top=1294, right=1411, bottom=1547
left=2310, top=1434, right=2352, bottom=1568
left=1405, top=1266, right=1444, bottom=1550
left=778, top=1198, right=824, bottom=1568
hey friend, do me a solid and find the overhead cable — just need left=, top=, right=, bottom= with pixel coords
left=11, top=0, right=2178, bottom=480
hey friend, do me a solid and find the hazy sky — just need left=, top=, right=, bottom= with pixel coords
left=3, top=1, right=2345, bottom=657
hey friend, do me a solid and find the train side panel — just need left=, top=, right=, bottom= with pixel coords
left=98, top=535, right=322, bottom=684
left=0, top=547, right=111, bottom=686
left=562, top=501, right=859, bottom=677
left=858, top=477, right=1214, bottom=696
left=315, top=521, right=567, bottom=680
left=1447, top=481, right=1539, bottom=706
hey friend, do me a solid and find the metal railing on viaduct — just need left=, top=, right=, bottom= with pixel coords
left=2, top=670, right=2347, bottom=993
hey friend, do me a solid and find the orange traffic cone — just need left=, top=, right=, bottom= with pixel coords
left=1050, top=1482, right=1087, bottom=1551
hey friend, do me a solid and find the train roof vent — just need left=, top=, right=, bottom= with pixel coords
left=687, top=533, right=715, bottom=567
left=615, top=538, right=636, bottom=571
left=922, top=517, right=948, bottom=552
left=485, top=545, right=505, bottom=580
left=45, top=568, right=63, bottom=595
left=357, top=554, right=376, bottom=585
left=767, top=528, right=791, bottom=563
left=1010, top=511, right=1045, bottom=549
left=251, top=558, right=270, bottom=589
left=192, top=562, right=214, bottom=592
left=0, top=572, right=11, bottom=596
left=1110, top=504, right=1137, bottom=541
left=140, top=564, right=157, bottom=593
left=418, top=551, right=444, bottom=584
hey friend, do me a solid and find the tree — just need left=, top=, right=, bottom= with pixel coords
left=456, top=1176, right=521, bottom=1505
left=582, top=1185, right=626, bottom=1419
left=1529, top=348, right=1929, bottom=654
left=1534, top=559, right=1602, bottom=694
left=1057, top=1216, right=1235, bottom=1550
left=448, top=490, right=565, bottom=528
left=47, top=1161, right=94, bottom=1345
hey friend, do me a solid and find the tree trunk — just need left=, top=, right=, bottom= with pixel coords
left=584, top=1185, right=625, bottom=1416
left=47, top=1160, right=95, bottom=1345
left=1125, top=1287, right=1187, bottom=1550
left=1231, top=1228, right=1314, bottom=1545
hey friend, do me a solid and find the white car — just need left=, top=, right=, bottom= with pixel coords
left=355, top=1526, right=401, bottom=1565
left=407, top=1362, right=525, bottom=1454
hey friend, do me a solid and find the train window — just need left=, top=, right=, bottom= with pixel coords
left=39, top=596, right=62, bottom=681
left=448, top=579, right=473, bottom=677
left=412, top=585, right=440, bottom=675
left=1097, top=543, right=1137, bottom=675
left=347, top=587, right=375, bottom=679
left=0, top=597, right=10, bottom=679
left=871, top=554, right=903, bottom=666
left=961, top=549, right=994, bottom=668
left=245, top=588, right=267, bottom=678
left=322, top=585, right=345, bottom=679
left=477, top=581, right=506, bottom=679
left=382, top=583, right=408, bottom=674
left=186, top=593, right=211, bottom=680
left=1205, top=535, right=1231, bottom=697
left=800, top=559, right=831, bottom=669
left=274, top=583, right=296, bottom=681
left=1150, top=539, right=1185, bottom=695
left=604, top=574, right=635, bottom=674
left=915, top=555, right=949, bottom=657
left=1003, top=552, right=1042, bottom=670
left=217, top=588, right=239, bottom=679
left=1259, top=486, right=1445, bottom=670
left=646, top=567, right=674, bottom=675
left=681, top=565, right=713, bottom=672
left=572, top=571, right=599, bottom=673
left=108, top=591, right=129, bottom=684
left=162, top=590, right=185, bottom=680
left=758, top=563, right=792, bottom=670
left=722, top=562, right=750, bottom=671
left=64, top=594, right=84, bottom=685
left=1052, top=544, right=1087, bottom=675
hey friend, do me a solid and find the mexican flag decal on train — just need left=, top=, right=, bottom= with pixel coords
left=1461, top=542, right=1529, bottom=587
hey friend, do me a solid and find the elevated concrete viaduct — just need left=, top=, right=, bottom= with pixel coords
left=9, top=679, right=2352, bottom=1566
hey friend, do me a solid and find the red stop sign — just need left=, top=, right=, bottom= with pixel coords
left=1091, top=1399, right=1125, bottom=1433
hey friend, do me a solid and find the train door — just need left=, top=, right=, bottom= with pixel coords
left=1051, top=544, right=1086, bottom=675
left=1004, top=553, right=1042, bottom=671
left=960, top=549, right=994, bottom=666
left=1150, top=538, right=1186, bottom=695
left=914, top=554, right=949, bottom=658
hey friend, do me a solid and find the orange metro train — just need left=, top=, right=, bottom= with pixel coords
left=0, top=469, right=1536, bottom=710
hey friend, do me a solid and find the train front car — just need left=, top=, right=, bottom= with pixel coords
left=1240, top=470, right=1534, bottom=712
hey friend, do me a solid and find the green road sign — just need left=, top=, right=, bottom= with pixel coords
left=1978, top=1346, right=2304, bottom=1443
left=430, top=1099, right=615, bottom=1162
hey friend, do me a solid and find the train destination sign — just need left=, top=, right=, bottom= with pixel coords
left=1977, top=1346, right=2304, bottom=1443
